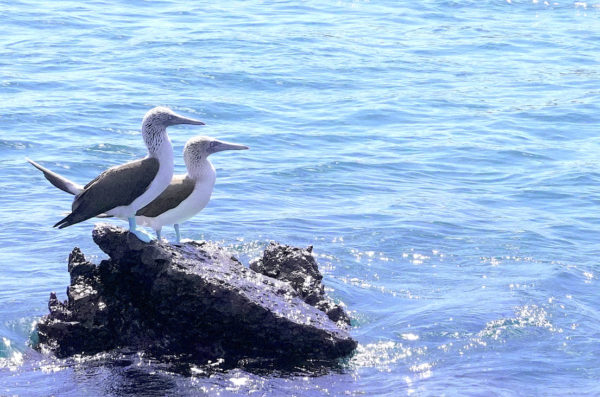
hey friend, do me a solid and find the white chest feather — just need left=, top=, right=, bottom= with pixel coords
left=137, top=161, right=216, bottom=230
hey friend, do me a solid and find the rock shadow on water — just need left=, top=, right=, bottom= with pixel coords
left=34, top=224, right=356, bottom=376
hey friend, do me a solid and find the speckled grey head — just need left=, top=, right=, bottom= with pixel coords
left=141, top=107, right=205, bottom=153
left=143, top=107, right=205, bottom=130
left=184, top=135, right=249, bottom=169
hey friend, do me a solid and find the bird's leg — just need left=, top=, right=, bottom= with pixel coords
left=156, top=228, right=162, bottom=240
left=174, top=224, right=181, bottom=244
left=128, top=217, right=152, bottom=243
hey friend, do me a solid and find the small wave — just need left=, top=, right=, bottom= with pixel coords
left=473, top=305, right=557, bottom=345
left=0, top=337, right=24, bottom=371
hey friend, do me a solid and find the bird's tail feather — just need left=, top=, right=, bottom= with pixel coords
left=54, top=213, right=77, bottom=229
left=26, top=158, right=83, bottom=195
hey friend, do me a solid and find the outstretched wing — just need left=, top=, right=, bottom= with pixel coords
left=136, top=175, right=195, bottom=218
left=54, top=157, right=159, bottom=228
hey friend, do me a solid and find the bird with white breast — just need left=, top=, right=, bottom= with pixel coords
left=29, top=106, right=205, bottom=242
left=136, top=136, right=248, bottom=243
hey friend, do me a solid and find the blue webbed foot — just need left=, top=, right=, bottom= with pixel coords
left=131, top=228, right=153, bottom=243
left=128, top=216, right=154, bottom=243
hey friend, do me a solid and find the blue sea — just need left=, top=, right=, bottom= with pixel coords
left=1, top=0, right=599, bottom=395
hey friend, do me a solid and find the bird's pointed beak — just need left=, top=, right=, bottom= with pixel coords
left=212, top=140, right=249, bottom=153
left=172, top=114, right=205, bottom=126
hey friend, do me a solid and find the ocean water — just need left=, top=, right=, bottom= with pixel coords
left=1, top=0, right=599, bottom=395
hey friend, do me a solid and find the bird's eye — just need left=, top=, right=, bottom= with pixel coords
left=210, top=141, right=218, bottom=148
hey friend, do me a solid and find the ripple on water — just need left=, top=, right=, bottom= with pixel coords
left=0, top=140, right=33, bottom=151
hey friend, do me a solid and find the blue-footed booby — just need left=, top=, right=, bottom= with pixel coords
left=29, top=107, right=205, bottom=242
left=136, top=136, right=248, bottom=242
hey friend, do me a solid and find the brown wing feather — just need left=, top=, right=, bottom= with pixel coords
left=54, top=157, right=159, bottom=228
left=136, top=175, right=195, bottom=218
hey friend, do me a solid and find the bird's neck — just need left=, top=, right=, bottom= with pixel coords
left=187, top=158, right=216, bottom=181
left=143, top=125, right=172, bottom=161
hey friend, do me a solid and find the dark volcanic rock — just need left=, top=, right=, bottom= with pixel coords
left=36, top=224, right=356, bottom=369
left=250, top=242, right=351, bottom=326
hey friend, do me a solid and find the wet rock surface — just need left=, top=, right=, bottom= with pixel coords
left=36, top=224, right=356, bottom=369
left=250, top=242, right=351, bottom=326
